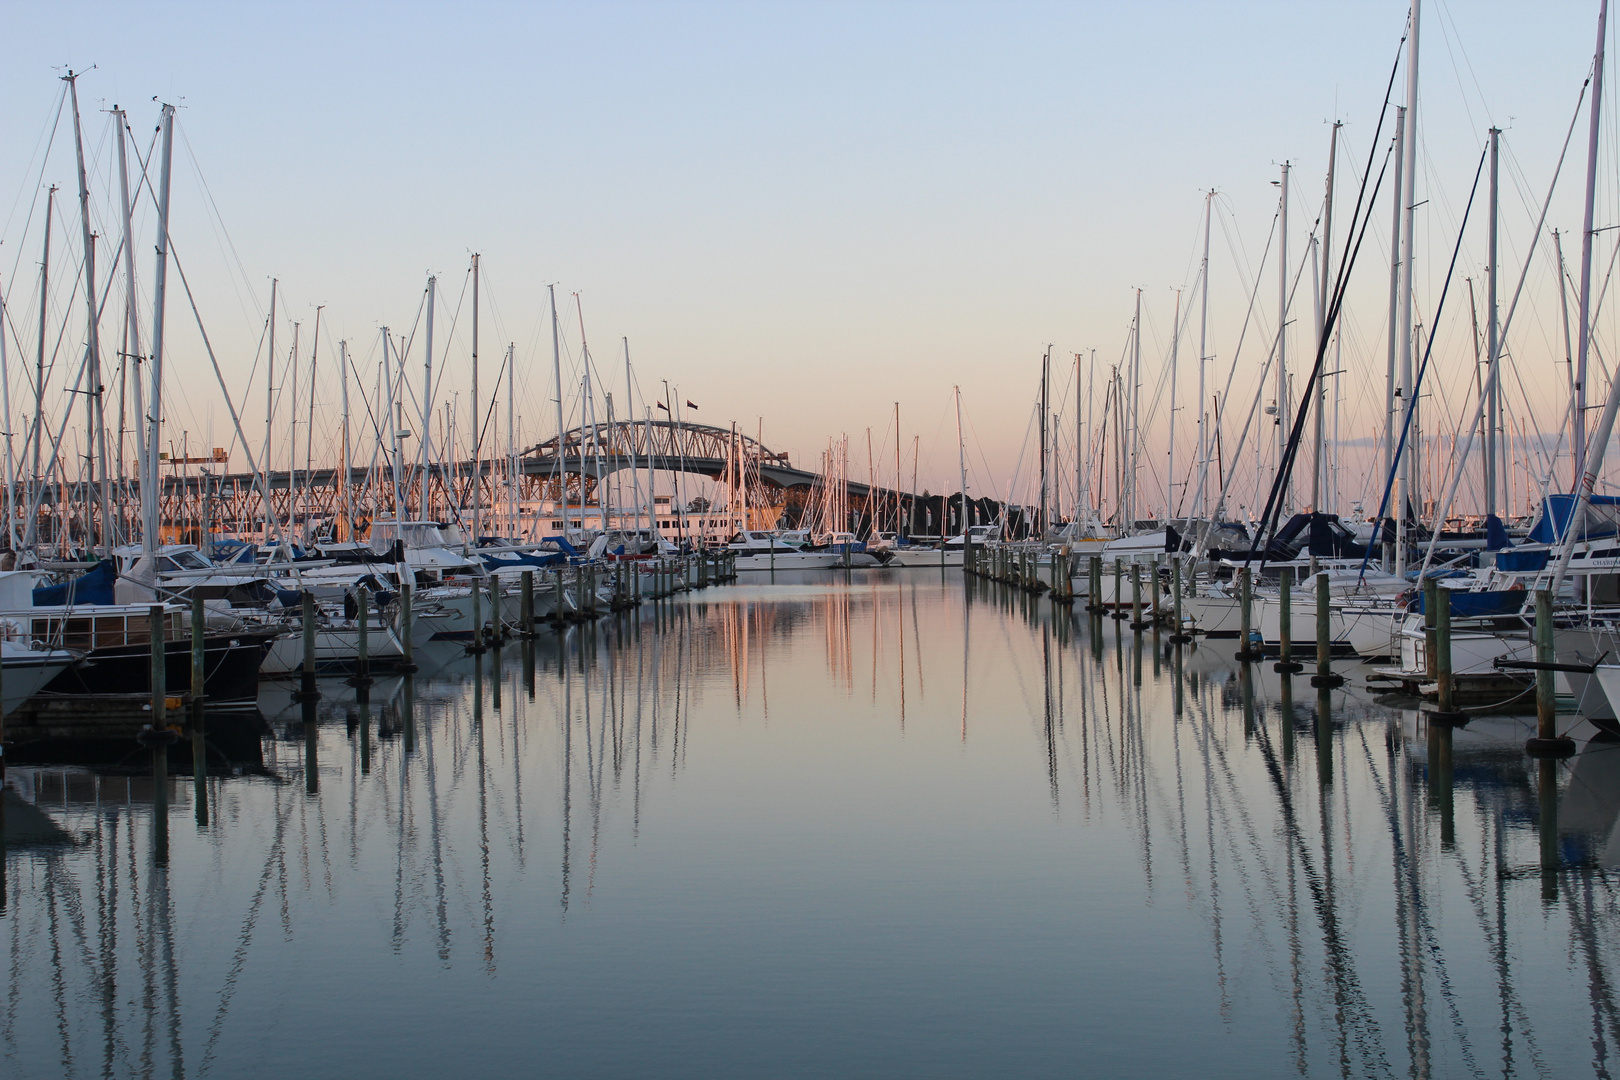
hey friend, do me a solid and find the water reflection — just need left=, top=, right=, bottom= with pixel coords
left=1, top=571, right=1619, bottom=1077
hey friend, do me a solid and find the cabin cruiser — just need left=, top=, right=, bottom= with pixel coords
left=724, top=531, right=842, bottom=571
left=0, top=566, right=273, bottom=709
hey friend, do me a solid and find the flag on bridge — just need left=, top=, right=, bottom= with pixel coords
left=686, top=400, right=699, bottom=410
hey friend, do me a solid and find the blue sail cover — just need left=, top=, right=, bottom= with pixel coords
left=1484, top=513, right=1512, bottom=550
left=1415, top=588, right=1525, bottom=618
left=32, top=561, right=116, bottom=606
left=1525, top=493, right=1620, bottom=544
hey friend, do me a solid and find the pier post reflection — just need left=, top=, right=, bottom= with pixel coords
left=190, top=702, right=208, bottom=828
left=524, top=637, right=536, bottom=701
left=1240, top=665, right=1255, bottom=740
left=303, top=697, right=319, bottom=795
left=1279, top=674, right=1295, bottom=764
left=151, top=738, right=169, bottom=865
left=403, top=674, right=416, bottom=754
left=1426, top=718, right=1454, bottom=848
left=1315, top=685, right=1332, bottom=788
left=359, top=700, right=372, bottom=776
left=1539, top=757, right=1560, bottom=903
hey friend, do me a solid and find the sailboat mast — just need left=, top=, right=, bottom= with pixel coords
left=114, top=107, right=142, bottom=546
left=471, top=254, right=480, bottom=546
left=1486, top=125, right=1500, bottom=519
left=1383, top=105, right=1405, bottom=566
left=1039, top=346, right=1050, bottom=535
left=1276, top=162, right=1290, bottom=516
left=893, top=402, right=901, bottom=534
left=955, top=385, right=967, bottom=536
left=1396, top=0, right=1421, bottom=572
left=1074, top=352, right=1084, bottom=525
left=263, top=278, right=277, bottom=540
left=624, top=338, right=642, bottom=531
left=0, top=275, right=14, bottom=550
left=1168, top=291, right=1180, bottom=520
left=507, top=342, right=516, bottom=539
left=1314, top=122, right=1339, bottom=514
left=1196, top=191, right=1211, bottom=520
left=340, top=340, right=351, bottom=541
left=1575, top=0, right=1609, bottom=482
left=421, top=274, right=435, bottom=520
left=549, top=284, right=566, bottom=535
left=34, top=184, right=55, bottom=506
left=575, top=293, right=605, bottom=533
left=144, top=105, right=176, bottom=556
left=1130, top=289, right=1141, bottom=529
left=305, top=307, right=321, bottom=543
left=65, top=72, right=111, bottom=557
left=383, top=328, right=403, bottom=518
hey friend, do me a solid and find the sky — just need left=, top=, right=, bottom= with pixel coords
left=0, top=1, right=1611, bottom=520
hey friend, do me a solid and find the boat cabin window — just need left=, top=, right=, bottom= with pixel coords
left=171, top=550, right=211, bottom=570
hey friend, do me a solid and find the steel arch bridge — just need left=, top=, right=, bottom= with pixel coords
left=17, top=421, right=1013, bottom=545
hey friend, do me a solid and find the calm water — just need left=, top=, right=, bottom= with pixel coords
left=3, top=571, right=1619, bottom=1079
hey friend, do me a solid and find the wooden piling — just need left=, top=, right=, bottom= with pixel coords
left=1234, top=567, right=1257, bottom=661
left=1428, top=586, right=1466, bottom=723
left=1168, top=554, right=1191, bottom=643
left=1274, top=568, right=1302, bottom=674
left=1309, top=571, right=1344, bottom=688
left=1526, top=589, right=1576, bottom=756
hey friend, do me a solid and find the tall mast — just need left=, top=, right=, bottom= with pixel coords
left=421, top=274, right=435, bottom=520
left=65, top=72, right=112, bottom=557
left=954, top=385, right=967, bottom=536
left=114, top=107, right=142, bottom=545
left=305, top=307, right=322, bottom=542
left=1396, top=0, right=1421, bottom=573
left=1196, top=191, right=1212, bottom=520
left=263, top=278, right=277, bottom=538
left=1039, top=346, right=1050, bottom=535
left=144, top=104, right=176, bottom=556
left=34, top=184, right=56, bottom=503
left=1486, top=125, right=1501, bottom=519
left=1314, top=122, right=1339, bottom=514
left=287, top=322, right=300, bottom=541
left=383, top=328, right=402, bottom=517
left=0, top=275, right=13, bottom=549
left=471, top=255, right=480, bottom=545
left=1384, top=105, right=1405, bottom=566
left=1168, top=291, right=1180, bottom=520
left=1130, top=288, right=1142, bottom=529
left=549, top=284, right=566, bottom=534
left=1575, top=0, right=1609, bottom=482
left=893, top=402, right=901, bottom=534
left=624, top=338, right=642, bottom=531
left=339, top=340, right=351, bottom=541
left=575, top=292, right=605, bottom=532
left=507, top=342, right=517, bottom=539
left=1276, top=161, right=1290, bottom=515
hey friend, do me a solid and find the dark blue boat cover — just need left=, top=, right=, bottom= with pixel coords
left=33, top=561, right=116, bottom=606
left=1415, top=588, right=1524, bottom=618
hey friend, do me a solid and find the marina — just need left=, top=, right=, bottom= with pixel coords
left=7, top=0, right=1620, bottom=1074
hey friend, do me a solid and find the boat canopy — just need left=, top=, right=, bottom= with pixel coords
left=1524, top=494, right=1620, bottom=545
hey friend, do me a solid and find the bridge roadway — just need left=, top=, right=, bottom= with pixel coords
left=137, top=453, right=916, bottom=506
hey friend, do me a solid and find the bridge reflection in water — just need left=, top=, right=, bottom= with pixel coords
left=2, top=570, right=1618, bottom=1077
